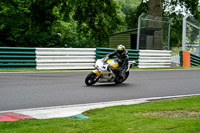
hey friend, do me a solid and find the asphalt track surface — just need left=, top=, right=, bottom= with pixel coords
left=0, top=69, right=200, bottom=111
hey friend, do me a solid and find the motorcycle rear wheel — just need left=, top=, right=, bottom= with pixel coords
left=85, top=72, right=98, bottom=86
left=114, top=71, right=129, bottom=84
left=122, top=71, right=129, bottom=82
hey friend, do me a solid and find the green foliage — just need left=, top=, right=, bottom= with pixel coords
left=125, top=0, right=200, bottom=48
left=1, top=0, right=199, bottom=49
left=115, top=0, right=141, bottom=16
left=0, top=0, right=31, bottom=46
left=126, top=2, right=148, bottom=29
left=115, top=0, right=141, bottom=30
left=0, top=0, right=124, bottom=48
left=0, top=96, right=200, bottom=133
left=72, top=0, right=123, bottom=47
left=163, top=0, right=200, bottom=47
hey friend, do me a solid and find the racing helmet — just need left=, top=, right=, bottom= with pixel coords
left=117, top=44, right=126, bottom=56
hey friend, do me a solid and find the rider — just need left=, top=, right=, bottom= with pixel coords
left=104, top=44, right=129, bottom=80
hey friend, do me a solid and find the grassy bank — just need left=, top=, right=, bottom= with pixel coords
left=0, top=96, right=200, bottom=133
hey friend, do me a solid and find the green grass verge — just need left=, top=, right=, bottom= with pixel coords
left=0, top=96, right=200, bottom=133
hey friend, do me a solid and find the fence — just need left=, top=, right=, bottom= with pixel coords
left=191, top=54, right=200, bottom=66
left=138, top=50, right=171, bottom=68
left=0, top=47, right=173, bottom=69
left=179, top=51, right=200, bottom=67
left=0, top=47, right=36, bottom=69
left=36, top=48, right=96, bottom=70
left=96, top=47, right=140, bottom=67
left=137, top=13, right=172, bottom=50
left=96, top=48, right=171, bottom=68
left=182, top=15, right=200, bottom=56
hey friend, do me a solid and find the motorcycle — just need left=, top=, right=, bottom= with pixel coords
left=85, top=58, right=136, bottom=86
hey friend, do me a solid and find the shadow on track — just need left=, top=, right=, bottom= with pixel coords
left=86, top=83, right=132, bottom=88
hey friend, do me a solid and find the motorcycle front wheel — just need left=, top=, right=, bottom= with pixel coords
left=85, top=72, right=98, bottom=86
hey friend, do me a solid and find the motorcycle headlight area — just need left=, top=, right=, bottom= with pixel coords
left=95, top=59, right=109, bottom=72
left=95, top=61, right=102, bottom=69
left=97, top=65, right=108, bottom=72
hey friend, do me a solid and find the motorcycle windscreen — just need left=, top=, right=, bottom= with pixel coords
left=107, top=60, right=119, bottom=68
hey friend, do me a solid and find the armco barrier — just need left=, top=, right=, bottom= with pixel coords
left=96, top=47, right=116, bottom=60
left=36, top=48, right=96, bottom=69
left=0, top=47, right=36, bottom=69
left=190, top=53, right=200, bottom=66
left=180, top=51, right=200, bottom=66
left=138, top=50, right=171, bottom=68
left=179, top=51, right=183, bottom=66
left=0, top=47, right=173, bottom=69
left=96, top=47, right=139, bottom=67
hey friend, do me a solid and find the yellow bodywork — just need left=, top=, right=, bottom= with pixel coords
left=110, top=64, right=119, bottom=68
left=93, top=59, right=119, bottom=76
left=93, top=70, right=101, bottom=76
left=93, top=70, right=112, bottom=76
left=107, top=59, right=119, bottom=68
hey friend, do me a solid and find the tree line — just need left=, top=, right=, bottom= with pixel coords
left=0, top=0, right=200, bottom=48
left=0, top=0, right=127, bottom=47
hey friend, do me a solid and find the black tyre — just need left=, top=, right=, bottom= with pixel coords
left=114, top=71, right=129, bottom=84
left=85, top=72, right=98, bottom=86
left=122, top=71, right=129, bottom=82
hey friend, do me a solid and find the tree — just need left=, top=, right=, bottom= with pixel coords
left=164, top=0, right=200, bottom=47
left=126, top=1, right=148, bottom=29
left=148, top=0, right=163, bottom=50
left=125, top=0, right=200, bottom=48
left=115, top=0, right=141, bottom=16
left=0, top=0, right=32, bottom=46
left=114, top=0, right=141, bottom=30
left=72, top=0, right=123, bottom=47
left=0, top=0, right=123, bottom=47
